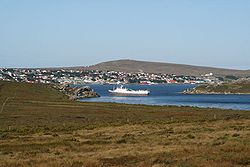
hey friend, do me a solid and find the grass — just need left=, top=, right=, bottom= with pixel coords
left=0, top=80, right=250, bottom=167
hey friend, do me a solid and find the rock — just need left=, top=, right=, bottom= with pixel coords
left=55, top=84, right=100, bottom=100
left=73, top=86, right=100, bottom=98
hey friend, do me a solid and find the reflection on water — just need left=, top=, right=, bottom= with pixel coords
left=79, top=84, right=250, bottom=110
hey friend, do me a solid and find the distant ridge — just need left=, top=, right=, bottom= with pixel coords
left=83, top=59, right=250, bottom=76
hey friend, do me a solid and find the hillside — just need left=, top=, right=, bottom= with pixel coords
left=0, top=81, right=250, bottom=166
left=83, top=59, right=250, bottom=76
left=0, top=81, right=68, bottom=103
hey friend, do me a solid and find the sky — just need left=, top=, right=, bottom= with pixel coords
left=0, top=0, right=249, bottom=69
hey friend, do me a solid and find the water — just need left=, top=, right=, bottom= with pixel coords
left=79, top=84, right=250, bottom=110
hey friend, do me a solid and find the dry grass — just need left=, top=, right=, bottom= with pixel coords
left=0, top=81, right=250, bottom=167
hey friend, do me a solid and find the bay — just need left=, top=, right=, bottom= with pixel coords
left=79, top=84, right=250, bottom=110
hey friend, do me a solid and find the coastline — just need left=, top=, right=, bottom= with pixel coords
left=183, top=90, right=250, bottom=95
left=80, top=99, right=250, bottom=111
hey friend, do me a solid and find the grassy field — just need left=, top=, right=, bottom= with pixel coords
left=0, top=81, right=250, bottom=167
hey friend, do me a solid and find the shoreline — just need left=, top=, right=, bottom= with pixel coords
left=79, top=100, right=250, bottom=111
left=183, top=91, right=250, bottom=95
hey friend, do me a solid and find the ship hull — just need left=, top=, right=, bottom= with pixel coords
left=109, top=92, right=149, bottom=96
left=108, top=86, right=150, bottom=96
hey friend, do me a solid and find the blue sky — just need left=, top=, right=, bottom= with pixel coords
left=0, top=0, right=249, bottom=69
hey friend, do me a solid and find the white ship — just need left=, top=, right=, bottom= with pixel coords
left=108, top=85, right=150, bottom=96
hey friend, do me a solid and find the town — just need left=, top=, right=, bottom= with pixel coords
left=0, top=68, right=226, bottom=85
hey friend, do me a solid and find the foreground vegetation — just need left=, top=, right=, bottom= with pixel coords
left=0, top=81, right=250, bottom=167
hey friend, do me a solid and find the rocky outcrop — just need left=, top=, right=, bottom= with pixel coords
left=71, top=86, right=100, bottom=99
left=55, top=84, right=100, bottom=100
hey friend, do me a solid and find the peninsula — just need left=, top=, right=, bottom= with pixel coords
left=184, top=80, right=250, bottom=94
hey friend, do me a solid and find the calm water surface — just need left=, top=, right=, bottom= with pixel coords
left=79, top=84, right=250, bottom=110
